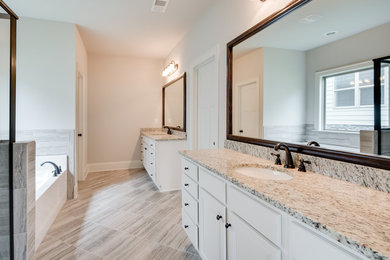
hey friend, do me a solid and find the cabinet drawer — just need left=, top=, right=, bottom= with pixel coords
left=182, top=210, right=198, bottom=250
left=227, top=185, right=282, bottom=248
left=183, top=173, right=198, bottom=199
left=182, top=158, right=198, bottom=181
left=199, top=167, right=226, bottom=204
left=183, top=190, right=198, bottom=224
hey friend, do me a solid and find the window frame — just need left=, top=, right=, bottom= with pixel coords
left=316, top=62, right=389, bottom=132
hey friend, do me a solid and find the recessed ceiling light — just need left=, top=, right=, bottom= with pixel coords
left=324, top=31, right=338, bottom=37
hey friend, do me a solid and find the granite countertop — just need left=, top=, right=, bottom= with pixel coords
left=180, top=148, right=390, bottom=260
left=141, top=130, right=186, bottom=141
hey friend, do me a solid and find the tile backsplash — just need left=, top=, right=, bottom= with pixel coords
left=225, top=140, right=390, bottom=193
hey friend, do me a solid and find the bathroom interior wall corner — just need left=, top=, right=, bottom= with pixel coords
left=87, top=55, right=164, bottom=172
left=164, top=0, right=293, bottom=148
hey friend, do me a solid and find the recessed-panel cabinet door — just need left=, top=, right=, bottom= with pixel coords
left=289, top=220, right=362, bottom=260
left=227, top=211, right=281, bottom=260
left=199, top=189, right=226, bottom=260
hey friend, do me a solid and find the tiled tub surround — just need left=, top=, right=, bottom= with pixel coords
left=141, top=128, right=187, bottom=141
left=35, top=155, right=68, bottom=249
left=180, top=148, right=390, bottom=260
left=225, top=140, right=390, bottom=193
left=15, top=129, right=76, bottom=199
left=13, top=142, right=36, bottom=260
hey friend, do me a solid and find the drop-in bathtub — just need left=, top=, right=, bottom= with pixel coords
left=35, top=155, right=68, bottom=249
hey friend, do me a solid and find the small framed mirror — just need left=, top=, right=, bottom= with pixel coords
left=163, top=73, right=186, bottom=132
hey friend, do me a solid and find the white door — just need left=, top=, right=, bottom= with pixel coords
left=197, top=58, right=218, bottom=149
left=199, top=189, right=226, bottom=260
left=236, top=81, right=260, bottom=138
left=227, top=211, right=281, bottom=260
left=76, top=72, right=85, bottom=181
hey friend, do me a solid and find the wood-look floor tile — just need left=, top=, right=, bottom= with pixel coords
left=36, top=169, right=201, bottom=259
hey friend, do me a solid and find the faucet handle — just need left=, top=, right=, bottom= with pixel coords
left=298, top=159, right=311, bottom=172
left=271, top=153, right=282, bottom=165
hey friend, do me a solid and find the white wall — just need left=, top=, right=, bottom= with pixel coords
left=0, top=19, right=10, bottom=136
left=164, top=0, right=292, bottom=148
left=16, top=18, right=76, bottom=131
left=87, top=55, right=163, bottom=171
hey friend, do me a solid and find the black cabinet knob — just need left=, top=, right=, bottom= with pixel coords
left=184, top=167, right=189, bottom=170
left=216, top=215, right=222, bottom=220
left=184, top=183, right=189, bottom=187
left=145, top=148, right=147, bottom=150
left=184, top=225, right=189, bottom=229
left=184, top=203, right=189, bottom=206
left=78, top=133, right=82, bottom=137
left=225, top=223, right=232, bottom=229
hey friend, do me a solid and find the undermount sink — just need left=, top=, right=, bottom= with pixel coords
left=234, top=166, right=293, bottom=181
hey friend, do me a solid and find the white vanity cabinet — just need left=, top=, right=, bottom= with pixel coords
left=141, top=135, right=185, bottom=191
left=181, top=156, right=368, bottom=260
left=199, top=188, right=226, bottom=260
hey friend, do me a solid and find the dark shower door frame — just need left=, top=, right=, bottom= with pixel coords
left=0, top=0, right=18, bottom=259
left=373, top=55, right=390, bottom=155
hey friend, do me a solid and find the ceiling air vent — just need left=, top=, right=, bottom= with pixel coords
left=151, top=0, right=170, bottom=13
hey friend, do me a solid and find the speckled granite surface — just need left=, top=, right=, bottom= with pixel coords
left=225, top=140, right=390, bottom=193
left=180, top=148, right=390, bottom=260
left=141, top=128, right=186, bottom=141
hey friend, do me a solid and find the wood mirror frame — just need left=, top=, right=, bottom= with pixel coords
left=162, top=73, right=187, bottom=132
left=226, top=0, right=390, bottom=170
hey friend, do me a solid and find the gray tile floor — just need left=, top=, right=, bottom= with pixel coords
left=35, top=169, right=201, bottom=260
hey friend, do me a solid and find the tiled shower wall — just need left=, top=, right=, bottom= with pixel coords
left=0, top=142, right=35, bottom=260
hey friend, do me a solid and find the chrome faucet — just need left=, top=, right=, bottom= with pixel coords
left=40, top=161, right=62, bottom=177
left=274, top=143, right=295, bottom=168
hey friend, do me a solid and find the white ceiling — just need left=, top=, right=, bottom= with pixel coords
left=6, top=0, right=214, bottom=58
left=235, top=0, right=390, bottom=57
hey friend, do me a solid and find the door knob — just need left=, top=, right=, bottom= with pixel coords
left=78, top=133, right=82, bottom=137
left=239, top=130, right=243, bottom=133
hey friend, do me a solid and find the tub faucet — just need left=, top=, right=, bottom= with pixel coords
left=274, top=143, right=295, bottom=169
left=40, top=161, right=62, bottom=177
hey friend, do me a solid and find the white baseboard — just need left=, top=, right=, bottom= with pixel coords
left=87, top=160, right=143, bottom=173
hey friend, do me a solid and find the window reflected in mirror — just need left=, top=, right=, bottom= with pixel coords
left=231, top=0, right=390, bottom=157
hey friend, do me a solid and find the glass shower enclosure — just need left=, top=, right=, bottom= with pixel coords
left=0, top=1, right=17, bottom=259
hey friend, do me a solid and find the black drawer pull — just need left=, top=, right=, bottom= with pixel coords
left=184, top=225, right=189, bottom=229
left=225, top=223, right=232, bottom=229
left=184, top=183, right=189, bottom=187
left=184, top=167, right=189, bottom=170
left=216, top=215, right=222, bottom=220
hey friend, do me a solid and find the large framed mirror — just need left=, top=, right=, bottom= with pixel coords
left=163, top=73, right=186, bottom=131
left=227, top=0, right=390, bottom=170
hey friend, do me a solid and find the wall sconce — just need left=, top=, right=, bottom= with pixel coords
left=162, top=61, right=178, bottom=77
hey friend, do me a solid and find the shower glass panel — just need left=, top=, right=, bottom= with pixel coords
left=0, top=6, right=11, bottom=259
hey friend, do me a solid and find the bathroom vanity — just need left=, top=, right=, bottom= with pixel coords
left=180, top=149, right=390, bottom=260
left=141, top=130, right=186, bottom=191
